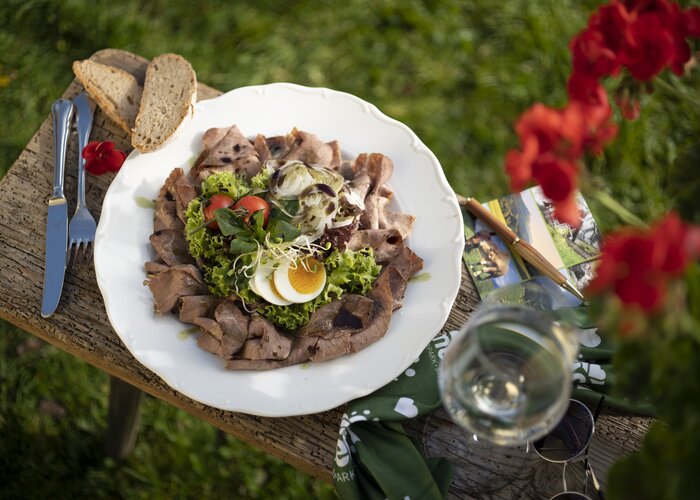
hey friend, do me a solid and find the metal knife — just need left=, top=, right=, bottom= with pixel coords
left=41, top=98, right=74, bottom=318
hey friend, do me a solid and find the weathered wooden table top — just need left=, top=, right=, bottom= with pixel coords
left=0, top=48, right=652, bottom=499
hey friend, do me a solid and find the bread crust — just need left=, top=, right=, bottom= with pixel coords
left=72, top=60, right=142, bottom=135
left=131, top=53, right=198, bottom=153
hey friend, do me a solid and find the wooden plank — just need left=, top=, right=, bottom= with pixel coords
left=0, top=48, right=651, bottom=497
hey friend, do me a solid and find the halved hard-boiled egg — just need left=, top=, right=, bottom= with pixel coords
left=250, top=261, right=292, bottom=306
left=273, top=257, right=327, bottom=304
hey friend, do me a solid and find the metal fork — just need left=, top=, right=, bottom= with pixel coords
left=68, top=92, right=97, bottom=268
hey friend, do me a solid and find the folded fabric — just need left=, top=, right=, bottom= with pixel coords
left=333, top=331, right=453, bottom=500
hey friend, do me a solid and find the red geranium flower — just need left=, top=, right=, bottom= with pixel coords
left=618, top=13, right=676, bottom=80
left=587, top=227, right=668, bottom=310
left=570, top=27, right=620, bottom=79
left=652, top=212, right=692, bottom=276
left=565, top=79, right=618, bottom=150
left=514, top=103, right=580, bottom=158
left=684, top=6, right=700, bottom=37
left=593, top=2, right=636, bottom=52
left=505, top=98, right=616, bottom=228
left=82, top=141, right=126, bottom=176
left=531, top=158, right=581, bottom=227
left=587, top=212, right=699, bottom=311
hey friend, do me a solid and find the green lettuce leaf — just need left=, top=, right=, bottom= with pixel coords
left=201, top=171, right=251, bottom=200
left=250, top=168, right=272, bottom=191
left=185, top=199, right=226, bottom=261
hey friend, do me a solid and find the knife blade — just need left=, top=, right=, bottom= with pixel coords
left=41, top=98, right=74, bottom=318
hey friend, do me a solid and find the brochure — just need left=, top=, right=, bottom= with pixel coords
left=462, top=186, right=601, bottom=308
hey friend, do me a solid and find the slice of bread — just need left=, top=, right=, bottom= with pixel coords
left=72, top=60, right=143, bottom=134
left=131, top=53, right=197, bottom=153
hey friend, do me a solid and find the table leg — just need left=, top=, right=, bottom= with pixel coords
left=105, top=376, right=144, bottom=460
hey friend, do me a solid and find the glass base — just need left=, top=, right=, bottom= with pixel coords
left=530, top=460, right=591, bottom=499
left=422, top=408, right=534, bottom=494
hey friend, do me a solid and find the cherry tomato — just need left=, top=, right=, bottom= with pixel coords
left=233, top=195, right=270, bottom=226
left=203, top=194, right=234, bottom=231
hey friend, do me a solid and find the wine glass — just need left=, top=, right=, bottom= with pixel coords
left=434, top=281, right=580, bottom=492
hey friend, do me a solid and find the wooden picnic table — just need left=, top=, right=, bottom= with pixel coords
left=0, top=48, right=653, bottom=499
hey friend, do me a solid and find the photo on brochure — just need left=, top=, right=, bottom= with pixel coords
left=463, top=187, right=601, bottom=306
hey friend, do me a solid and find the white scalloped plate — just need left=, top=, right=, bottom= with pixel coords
left=94, top=83, right=463, bottom=416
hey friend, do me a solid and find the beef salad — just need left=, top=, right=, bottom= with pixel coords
left=145, top=125, right=422, bottom=370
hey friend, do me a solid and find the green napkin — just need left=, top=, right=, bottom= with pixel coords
left=333, top=331, right=453, bottom=500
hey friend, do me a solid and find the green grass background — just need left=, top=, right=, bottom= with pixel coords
left=1, top=0, right=699, bottom=497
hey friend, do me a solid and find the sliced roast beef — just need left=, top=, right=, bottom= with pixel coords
left=254, top=134, right=271, bottom=163
left=150, top=229, right=195, bottom=266
left=153, top=167, right=183, bottom=232
left=226, top=335, right=318, bottom=370
left=144, top=260, right=170, bottom=275
left=146, top=264, right=208, bottom=314
left=197, top=331, right=223, bottom=357
left=360, top=193, right=414, bottom=239
left=309, top=334, right=353, bottom=362
left=346, top=173, right=372, bottom=203
left=179, top=295, right=220, bottom=324
left=339, top=160, right=355, bottom=180
left=215, top=300, right=249, bottom=358
left=283, top=129, right=335, bottom=168
left=360, top=194, right=388, bottom=230
left=158, top=168, right=182, bottom=202
left=191, top=126, right=228, bottom=172
left=202, top=126, right=229, bottom=149
left=382, top=247, right=424, bottom=310
left=236, top=315, right=293, bottom=361
left=154, top=199, right=183, bottom=232
left=193, top=125, right=261, bottom=180
left=297, top=294, right=374, bottom=339
left=347, top=267, right=395, bottom=353
left=155, top=167, right=198, bottom=223
left=379, top=210, right=415, bottom=240
left=328, top=140, right=342, bottom=169
left=346, top=229, right=404, bottom=263
left=266, top=135, right=295, bottom=159
left=353, top=153, right=393, bottom=195
left=193, top=317, right=223, bottom=340
left=172, top=172, right=198, bottom=222
left=378, top=185, right=393, bottom=199
left=304, top=268, right=395, bottom=363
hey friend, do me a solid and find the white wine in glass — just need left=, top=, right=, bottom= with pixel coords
left=439, top=301, right=579, bottom=446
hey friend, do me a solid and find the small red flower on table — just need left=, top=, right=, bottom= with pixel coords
left=82, top=141, right=126, bottom=175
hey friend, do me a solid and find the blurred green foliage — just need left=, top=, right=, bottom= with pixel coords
left=1, top=0, right=699, bottom=497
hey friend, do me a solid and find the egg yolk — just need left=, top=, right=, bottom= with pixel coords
left=287, top=258, right=325, bottom=294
